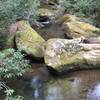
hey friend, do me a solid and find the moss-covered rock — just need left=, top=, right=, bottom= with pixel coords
left=44, top=38, right=100, bottom=72
left=15, top=20, right=45, bottom=58
left=38, top=8, right=54, bottom=17
left=61, top=14, right=100, bottom=38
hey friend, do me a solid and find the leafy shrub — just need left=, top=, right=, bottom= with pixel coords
left=0, top=48, right=31, bottom=99
left=0, top=34, right=6, bottom=49
left=0, top=81, right=24, bottom=100
left=0, top=49, right=30, bottom=78
left=62, top=0, right=100, bottom=25
left=0, top=0, right=40, bottom=49
left=63, top=0, right=100, bottom=16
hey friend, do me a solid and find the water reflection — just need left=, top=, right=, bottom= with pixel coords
left=31, top=75, right=44, bottom=100
left=87, top=83, right=100, bottom=100
left=44, top=78, right=82, bottom=100
left=1, top=70, right=100, bottom=100
left=44, top=70, right=100, bottom=100
left=46, top=86, right=64, bottom=100
left=71, top=77, right=81, bottom=100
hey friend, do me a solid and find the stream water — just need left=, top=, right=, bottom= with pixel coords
left=44, top=70, right=100, bottom=100
left=1, top=69, right=100, bottom=100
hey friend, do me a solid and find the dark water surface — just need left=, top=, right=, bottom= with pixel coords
left=1, top=69, right=100, bottom=100
left=44, top=70, right=100, bottom=100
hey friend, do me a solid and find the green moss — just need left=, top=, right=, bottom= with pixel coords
left=55, top=52, right=85, bottom=71
left=64, top=18, right=100, bottom=38
left=15, top=20, right=45, bottom=57
left=37, top=8, right=54, bottom=16
left=93, top=29, right=100, bottom=35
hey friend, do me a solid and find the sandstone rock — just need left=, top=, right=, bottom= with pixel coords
left=44, top=38, right=100, bottom=72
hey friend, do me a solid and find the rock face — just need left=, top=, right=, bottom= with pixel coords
left=15, top=20, right=46, bottom=58
left=44, top=38, right=100, bottom=72
left=61, top=15, right=100, bottom=38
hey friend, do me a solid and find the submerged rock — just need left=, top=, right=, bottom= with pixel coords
left=61, top=14, right=100, bottom=38
left=44, top=38, right=100, bottom=72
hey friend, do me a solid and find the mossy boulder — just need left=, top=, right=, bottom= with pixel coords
left=44, top=38, right=100, bottom=72
left=61, top=14, right=100, bottom=38
left=15, top=20, right=45, bottom=58
left=38, top=8, right=55, bottom=17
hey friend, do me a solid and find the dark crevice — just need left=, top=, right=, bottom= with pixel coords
left=37, top=16, right=50, bottom=23
left=24, top=54, right=44, bottom=64
left=13, top=36, right=18, bottom=50
left=46, top=66, right=61, bottom=77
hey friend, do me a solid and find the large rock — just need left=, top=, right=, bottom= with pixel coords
left=61, top=15, right=100, bottom=38
left=15, top=20, right=45, bottom=58
left=37, top=0, right=65, bottom=23
left=44, top=38, right=100, bottom=72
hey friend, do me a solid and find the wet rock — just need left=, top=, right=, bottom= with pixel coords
left=37, top=16, right=52, bottom=27
left=15, top=20, right=45, bottom=58
left=44, top=38, right=100, bottom=72
left=61, top=14, right=100, bottom=38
